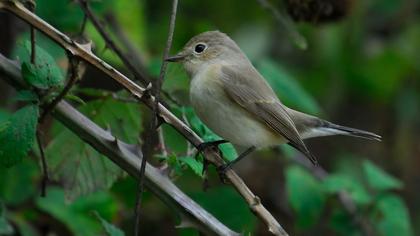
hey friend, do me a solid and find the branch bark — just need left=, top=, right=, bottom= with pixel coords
left=0, top=53, right=239, bottom=236
left=0, top=1, right=288, bottom=235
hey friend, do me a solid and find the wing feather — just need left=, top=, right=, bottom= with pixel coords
left=220, top=65, right=318, bottom=165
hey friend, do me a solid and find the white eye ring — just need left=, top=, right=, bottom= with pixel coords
left=194, top=43, right=207, bottom=54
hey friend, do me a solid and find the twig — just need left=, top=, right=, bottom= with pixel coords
left=104, top=13, right=147, bottom=73
left=0, top=2, right=288, bottom=234
left=0, top=53, right=240, bottom=236
left=40, top=56, right=81, bottom=122
left=77, top=0, right=150, bottom=86
left=78, top=13, right=87, bottom=36
left=35, top=129, right=49, bottom=197
left=103, top=11, right=182, bottom=108
left=136, top=0, right=178, bottom=234
left=25, top=0, right=36, bottom=63
left=134, top=139, right=145, bottom=236
left=256, top=0, right=307, bottom=50
left=26, top=0, right=50, bottom=197
left=157, top=127, right=168, bottom=157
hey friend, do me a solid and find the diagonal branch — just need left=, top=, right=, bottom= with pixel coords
left=0, top=53, right=240, bottom=236
left=0, top=1, right=288, bottom=235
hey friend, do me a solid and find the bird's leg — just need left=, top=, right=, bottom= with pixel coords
left=195, top=139, right=229, bottom=159
left=194, top=140, right=228, bottom=190
left=217, top=146, right=256, bottom=182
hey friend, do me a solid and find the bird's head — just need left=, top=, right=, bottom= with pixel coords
left=166, top=31, right=243, bottom=76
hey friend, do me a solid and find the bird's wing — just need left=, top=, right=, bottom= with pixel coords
left=220, top=65, right=318, bottom=165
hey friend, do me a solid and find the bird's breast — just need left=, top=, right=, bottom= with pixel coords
left=189, top=64, right=284, bottom=148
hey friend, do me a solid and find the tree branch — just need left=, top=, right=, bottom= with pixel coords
left=0, top=1, right=288, bottom=234
left=0, top=53, right=240, bottom=236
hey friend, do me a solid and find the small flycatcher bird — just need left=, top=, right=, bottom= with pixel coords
left=166, top=31, right=381, bottom=167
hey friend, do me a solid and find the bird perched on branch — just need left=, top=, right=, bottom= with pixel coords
left=166, top=31, right=381, bottom=169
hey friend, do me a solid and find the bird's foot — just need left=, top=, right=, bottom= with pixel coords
left=195, top=140, right=228, bottom=159
left=195, top=140, right=228, bottom=190
left=216, top=163, right=231, bottom=184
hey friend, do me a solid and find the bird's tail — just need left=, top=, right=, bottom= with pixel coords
left=286, top=108, right=382, bottom=141
left=315, top=121, right=382, bottom=141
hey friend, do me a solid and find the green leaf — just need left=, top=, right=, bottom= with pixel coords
left=363, top=160, right=403, bottom=192
left=93, top=211, right=125, bottom=236
left=36, top=187, right=116, bottom=236
left=372, top=194, right=413, bottom=236
left=20, top=42, right=64, bottom=89
left=65, top=94, right=86, bottom=105
left=0, top=161, right=38, bottom=206
left=46, top=96, right=141, bottom=201
left=13, top=90, right=39, bottom=102
left=323, top=174, right=372, bottom=205
left=179, top=156, right=203, bottom=177
left=257, top=59, right=321, bottom=115
left=329, top=208, right=360, bottom=236
left=0, top=105, right=39, bottom=167
left=189, top=187, right=256, bottom=233
left=0, top=110, right=10, bottom=124
left=285, top=165, right=326, bottom=229
left=0, top=203, right=14, bottom=235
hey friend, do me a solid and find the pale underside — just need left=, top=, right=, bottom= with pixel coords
left=190, top=62, right=293, bottom=149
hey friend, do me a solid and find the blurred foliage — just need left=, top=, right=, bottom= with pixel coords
left=0, top=0, right=419, bottom=235
left=0, top=105, right=38, bottom=167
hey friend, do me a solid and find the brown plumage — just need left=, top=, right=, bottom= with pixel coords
left=166, top=30, right=381, bottom=166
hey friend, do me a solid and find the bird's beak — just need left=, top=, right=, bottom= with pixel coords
left=165, top=53, right=186, bottom=62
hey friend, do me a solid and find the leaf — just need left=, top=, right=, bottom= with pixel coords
left=65, top=94, right=86, bottom=105
left=93, top=211, right=125, bottom=236
left=329, top=208, right=360, bottom=236
left=372, top=194, right=413, bottom=236
left=46, top=97, right=142, bottom=201
left=0, top=110, right=10, bottom=124
left=36, top=187, right=116, bottom=236
left=13, top=90, right=39, bottom=102
left=189, top=187, right=256, bottom=233
left=20, top=42, right=64, bottom=89
left=0, top=203, right=14, bottom=235
left=0, top=105, right=39, bottom=167
left=179, top=156, right=203, bottom=177
left=0, top=161, right=39, bottom=206
left=285, top=165, right=326, bottom=229
left=322, top=174, right=372, bottom=205
left=363, top=160, right=403, bottom=192
left=257, top=59, right=321, bottom=115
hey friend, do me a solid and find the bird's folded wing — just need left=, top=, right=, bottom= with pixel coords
left=220, top=65, right=317, bottom=164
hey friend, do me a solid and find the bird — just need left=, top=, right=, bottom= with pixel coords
left=166, top=30, right=381, bottom=168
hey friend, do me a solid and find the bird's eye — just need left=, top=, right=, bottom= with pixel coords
left=194, top=43, right=206, bottom=53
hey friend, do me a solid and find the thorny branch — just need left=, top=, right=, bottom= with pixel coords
left=0, top=53, right=239, bottom=236
left=40, top=54, right=85, bottom=121
left=0, top=1, right=288, bottom=235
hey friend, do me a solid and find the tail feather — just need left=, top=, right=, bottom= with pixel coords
left=322, top=122, right=382, bottom=141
